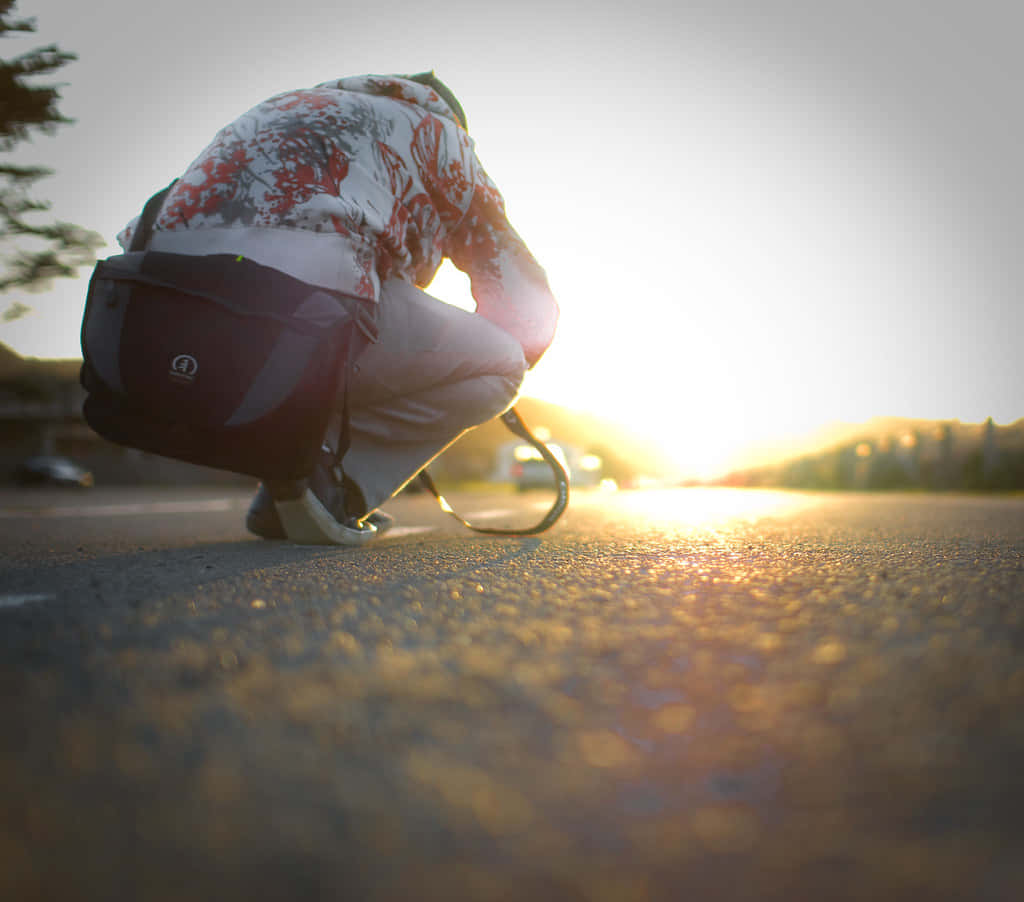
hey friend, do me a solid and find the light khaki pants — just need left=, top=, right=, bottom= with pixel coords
left=342, top=278, right=527, bottom=513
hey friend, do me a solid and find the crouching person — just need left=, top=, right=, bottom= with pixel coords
left=118, top=72, right=558, bottom=544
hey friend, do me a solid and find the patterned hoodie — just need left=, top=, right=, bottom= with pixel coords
left=118, top=75, right=557, bottom=365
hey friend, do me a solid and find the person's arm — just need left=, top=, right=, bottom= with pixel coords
left=444, top=169, right=559, bottom=368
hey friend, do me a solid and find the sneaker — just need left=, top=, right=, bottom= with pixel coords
left=266, top=448, right=378, bottom=546
left=246, top=483, right=286, bottom=539
left=248, top=482, right=396, bottom=542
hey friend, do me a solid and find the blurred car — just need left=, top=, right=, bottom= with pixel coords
left=509, top=442, right=604, bottom=491
left=511, top=442, right=570, bottom=491
left=13, top=455, right=94, bottom=488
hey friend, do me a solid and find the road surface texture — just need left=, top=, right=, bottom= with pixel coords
left=2, top=486, right=1023, bottom=901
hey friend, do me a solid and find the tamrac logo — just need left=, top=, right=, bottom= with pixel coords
left=169, top=354, right=198, bottom=383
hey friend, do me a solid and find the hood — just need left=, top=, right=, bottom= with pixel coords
left=315, top=74, right=465, bottom=129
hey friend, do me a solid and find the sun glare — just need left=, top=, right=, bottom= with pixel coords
left=612, top=486, right=824, bottom=528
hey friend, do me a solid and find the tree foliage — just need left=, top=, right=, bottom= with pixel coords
left=0, top=0, right=101, bottom=301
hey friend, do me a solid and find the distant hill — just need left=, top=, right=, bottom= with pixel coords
left=0, top=342, right=80, bottom=383
left=717, top=416, right=1024, bottom=492
left=719, top=417, right=975, bottom=473
left=0, top=342, right=82, bottom=405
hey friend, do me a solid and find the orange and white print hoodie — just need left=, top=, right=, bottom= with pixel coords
left=119, top=75, right=557, bottom=365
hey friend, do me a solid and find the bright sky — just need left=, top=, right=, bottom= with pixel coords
left=2, top=0, right=1022, bottom=477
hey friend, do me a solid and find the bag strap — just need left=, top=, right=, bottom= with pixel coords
left=323, top=321, right=365, bottom=484
left=417, top=407, right=569, bottom=536
left=129, top=180, right=177, bottom=252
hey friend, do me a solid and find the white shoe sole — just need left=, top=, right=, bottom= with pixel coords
left=275, top=488, right=378, bottom=546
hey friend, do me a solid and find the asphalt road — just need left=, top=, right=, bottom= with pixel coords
left=2, top=486, right=1023, bottom=901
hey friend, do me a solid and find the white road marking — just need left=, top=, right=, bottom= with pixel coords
left=385, top=525, right=435, bottom=538
left=464, top=508, right=519, bottom=521
left=0, top=499, right=240, bottom=519
left=462, top=501, right=552, bottom=521
left=0, top=593, right=55, bottom=608
left=0, top=497, right=552, bottom=535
